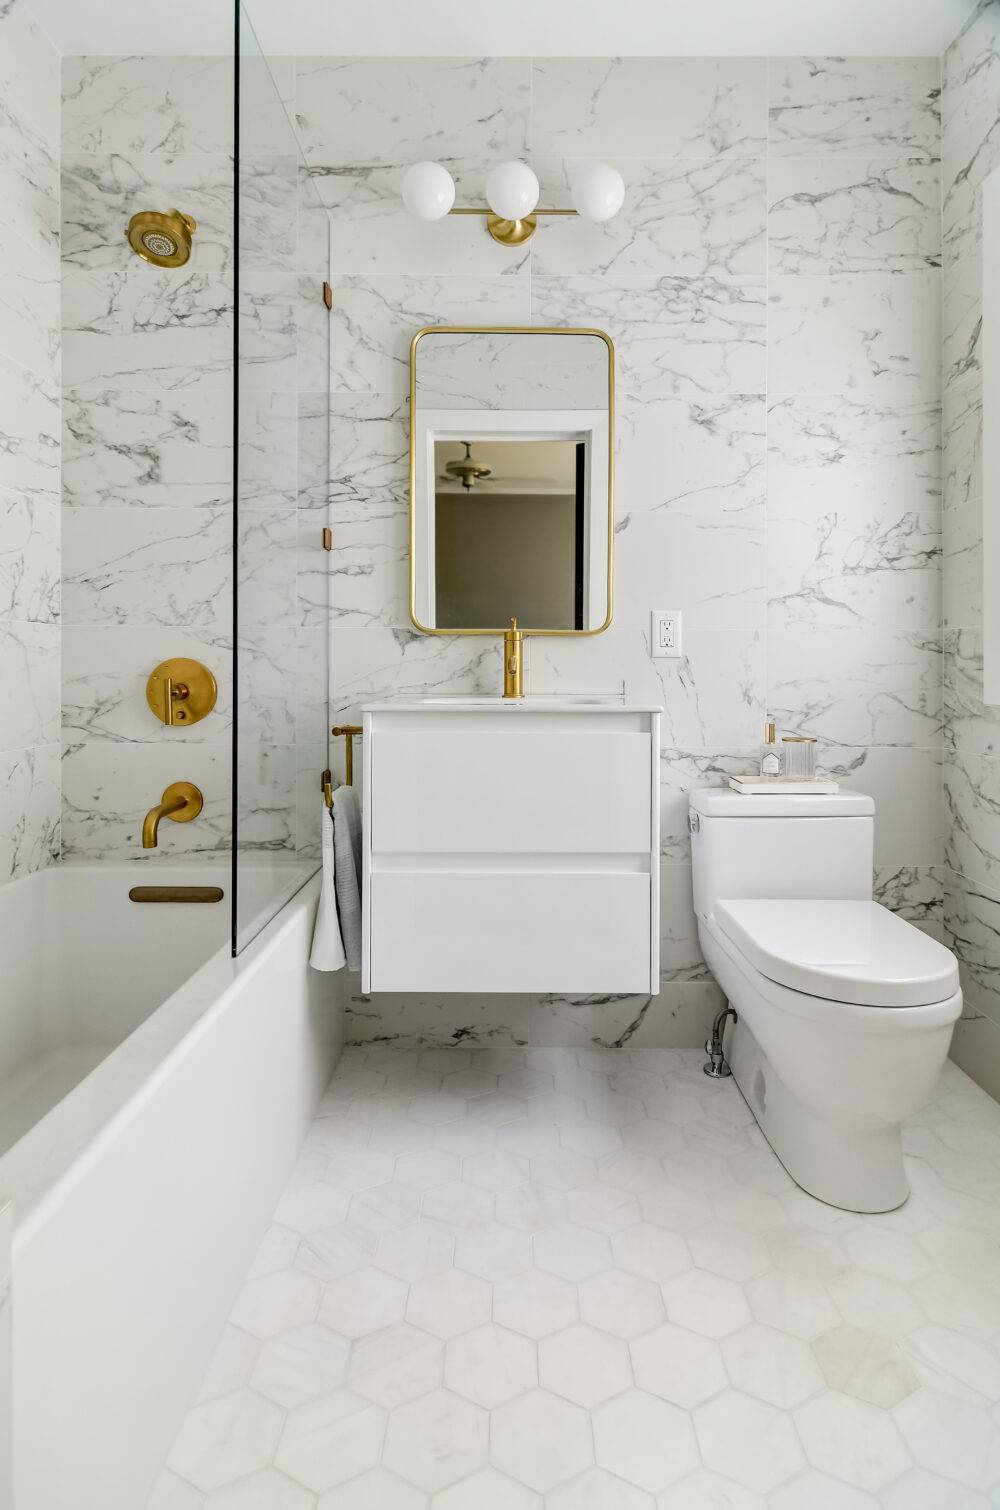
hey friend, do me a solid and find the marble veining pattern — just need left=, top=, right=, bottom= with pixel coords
left=0, top=0, right=61, bottom=881
left=768, top=273, right=940, bottom=399
left=941, top=2, right=1000, bottom=1100
left=331, top=277, right=529, bottom=396
left=293, top=58, right=530, bottom=171
left=532, top=157, right=767, bottom=278
left=151, top=1044, right=1000, bottom=1508
left=617, top=394, right=765, bottom=518
left=768, top=57, right=941, bottom=160
left=768, top=629, right=942, bottom=749
left=765, top=509, right=941, bottom=632
left=530, top=58, right=767, bottom=159
left=60, top=52, right=331, bottom=874
left=767, top=158, right=941, bottom=274
left=532, top=274, right=767, bottom=399
left=766, top=397, right=941, bottom=517
left=60, top=56, right=233, bottom=157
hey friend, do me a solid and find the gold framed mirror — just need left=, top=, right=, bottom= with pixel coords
left=409, top=325, right=614, bottom=636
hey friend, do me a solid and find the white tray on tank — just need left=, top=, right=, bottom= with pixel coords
left=729, top=776, right=840, bottom=794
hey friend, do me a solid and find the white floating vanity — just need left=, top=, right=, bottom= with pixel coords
left=360, top=698, right=661, bottom=994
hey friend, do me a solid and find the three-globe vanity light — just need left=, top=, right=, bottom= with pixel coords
left=400, top=159, right=625, bottom=245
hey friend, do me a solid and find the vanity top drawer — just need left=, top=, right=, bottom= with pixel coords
left=369, top=727, right=653, bottom=854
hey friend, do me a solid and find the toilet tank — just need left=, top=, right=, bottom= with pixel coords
left=689, top=790, right=875, bottom=919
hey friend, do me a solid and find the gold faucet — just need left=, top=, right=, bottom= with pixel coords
left=142, top=781, right=203, bottom=848
left=503, top=617, right=524, bottom=699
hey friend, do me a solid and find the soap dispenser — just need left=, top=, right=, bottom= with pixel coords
left=759, top=720, right=781, bottom=777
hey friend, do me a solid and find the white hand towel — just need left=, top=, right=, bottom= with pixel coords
left=309, top=802, right=347, bottom=971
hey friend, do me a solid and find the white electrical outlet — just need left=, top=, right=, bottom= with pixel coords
left=651, top=609, right=683, bottom=658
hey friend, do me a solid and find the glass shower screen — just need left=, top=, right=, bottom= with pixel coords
left=232, top=6, right=330, bottom=952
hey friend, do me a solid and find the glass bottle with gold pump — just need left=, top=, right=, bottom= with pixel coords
left=759, top=720, right=781, bottom=777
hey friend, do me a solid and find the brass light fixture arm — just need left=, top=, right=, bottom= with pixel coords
left=448, top=206, right=578, bottom=247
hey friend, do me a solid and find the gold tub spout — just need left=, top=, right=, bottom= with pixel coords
left=141, top=781, right=203, bottom=848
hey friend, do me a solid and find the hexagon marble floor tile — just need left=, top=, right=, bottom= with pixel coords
left=148, top=1046, right=1000, bottom=1509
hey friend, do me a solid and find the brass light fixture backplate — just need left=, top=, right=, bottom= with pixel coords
left=486, top=212, right=537, bottom=246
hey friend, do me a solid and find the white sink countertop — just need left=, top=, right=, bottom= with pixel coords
left=362, top=696, right=663, bottom=712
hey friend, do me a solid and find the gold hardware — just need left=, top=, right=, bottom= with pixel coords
left=129, top=886, right=223, bottom=903
left=146, top=658, right=217, bottom=727
left=125, top=209, right=197, bottom=268
left=448, top=206, right=577, bottom=247
left=503, top=616, right=524, bottom=699
left=323, top=281, right=333, bottom=309
left=322, top=527, right=333, bottom=550
left=141, top=781, right=203, bottom=849
left=322, top=768, right=334, bottom=809
left=332, top=724, right=362, bottom=786
left=409, top=325, right=615, bottom=637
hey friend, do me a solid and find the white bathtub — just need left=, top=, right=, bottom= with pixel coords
left=0, top=862, right=342, bottom=1510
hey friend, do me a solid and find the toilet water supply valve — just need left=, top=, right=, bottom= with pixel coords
left=704, top=1005, right=738, bottom=1079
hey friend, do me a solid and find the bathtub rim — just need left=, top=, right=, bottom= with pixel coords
left=0, top=864, right=322, bottom=1250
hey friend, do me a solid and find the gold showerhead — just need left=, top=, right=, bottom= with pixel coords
left=124, top=209, right=197, bottom=268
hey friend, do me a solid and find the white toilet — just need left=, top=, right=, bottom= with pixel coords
left=689, top=790, right=962, bottom=1213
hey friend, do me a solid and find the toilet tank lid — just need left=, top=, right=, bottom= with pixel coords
left=690, top=790, right=875, bottom=818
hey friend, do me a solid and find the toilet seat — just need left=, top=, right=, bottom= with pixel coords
left=715, top=899, right=959, bottom=1008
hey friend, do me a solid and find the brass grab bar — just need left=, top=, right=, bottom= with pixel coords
left=129, top=886, right=224, bottom=903
left=332, top=724, right=362, bottom=787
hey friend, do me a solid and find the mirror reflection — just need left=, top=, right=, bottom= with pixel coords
left=434, top=438, right=586, bottom=630
left=410, top=328, right=613, bottom=634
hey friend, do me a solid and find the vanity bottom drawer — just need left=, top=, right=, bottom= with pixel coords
left=367, top=871, right=653, bottom=993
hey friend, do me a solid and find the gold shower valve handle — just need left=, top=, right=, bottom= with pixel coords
left=146, top=658, right=217, bottom=728
left=160, top=675, right=191, bottom=725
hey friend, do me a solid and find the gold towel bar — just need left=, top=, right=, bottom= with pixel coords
left=332, top=724, right=363, bottom=788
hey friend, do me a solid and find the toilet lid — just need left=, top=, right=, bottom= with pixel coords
left=714, top=899, right=960, bottom=1007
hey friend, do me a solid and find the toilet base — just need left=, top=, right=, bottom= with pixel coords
left=725, top=1017, right=909, bottom=1214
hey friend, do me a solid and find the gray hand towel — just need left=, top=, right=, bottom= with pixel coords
left=332, top=783, right=363, bottom=971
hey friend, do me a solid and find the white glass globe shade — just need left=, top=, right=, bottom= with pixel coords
left=571, top=163, right=626, bottom=223
left=401, top=161, right=456, bottom=221
left=485, top=161, right=540, bottom=221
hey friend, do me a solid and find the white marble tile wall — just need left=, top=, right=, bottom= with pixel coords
left=302, top=52, right=945, bottom=1048
left=60, top=56, right=331, bottom=869
left=0, top=0, right=61, bottom=883
left=941, top=1, right=1000, bottom=1101
left=59, top=55, right=237, bottom=862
